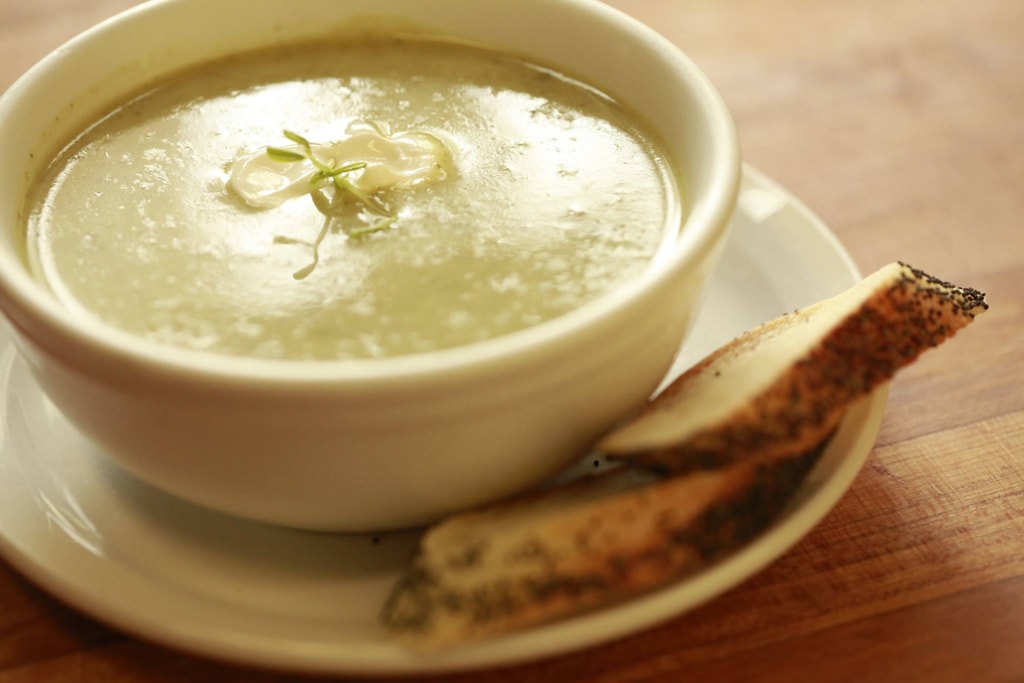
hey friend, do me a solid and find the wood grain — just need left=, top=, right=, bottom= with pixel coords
left=1, top=1, right=1022, bottom=681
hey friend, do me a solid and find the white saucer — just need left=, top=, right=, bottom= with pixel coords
left=0, top=166, right=886, bottom=676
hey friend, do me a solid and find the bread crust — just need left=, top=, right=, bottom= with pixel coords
left=599, top=262, right=988, bottom=471
left=381, top=447, right=824, bottom=647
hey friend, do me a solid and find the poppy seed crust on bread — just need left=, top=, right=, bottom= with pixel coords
left=598, top=262, right=988, bottom=472
left=381, top=450, right=823, bottom=647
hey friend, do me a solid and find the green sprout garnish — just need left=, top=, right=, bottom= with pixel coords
left=266, top=129, right=397, bottom=279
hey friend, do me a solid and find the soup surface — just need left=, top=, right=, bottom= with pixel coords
left=27, top=39, right=678, bottom=360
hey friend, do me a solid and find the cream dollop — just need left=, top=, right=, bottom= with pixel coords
left=226, top=120, right=452, bottom=209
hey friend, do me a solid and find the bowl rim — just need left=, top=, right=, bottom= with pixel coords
left=0, top=0, right=740, bottom=388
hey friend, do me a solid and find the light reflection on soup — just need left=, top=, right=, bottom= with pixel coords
left=26, top=39, right=679, bottom=361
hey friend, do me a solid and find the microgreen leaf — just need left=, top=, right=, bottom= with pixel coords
left=266, top=147, right=307, bottom=163
left=283, top=129, right=313, bottom=149
left=334, top=161, right=368, bottom=174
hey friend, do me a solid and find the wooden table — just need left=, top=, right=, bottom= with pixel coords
left=1, top=1, right=1022, bottom=681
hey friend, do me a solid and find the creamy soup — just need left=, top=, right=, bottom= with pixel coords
left=26, top=39, right=678, bottom=361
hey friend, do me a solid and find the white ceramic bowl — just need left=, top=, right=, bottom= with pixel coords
left=0, top=0, right=739, bottom=531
